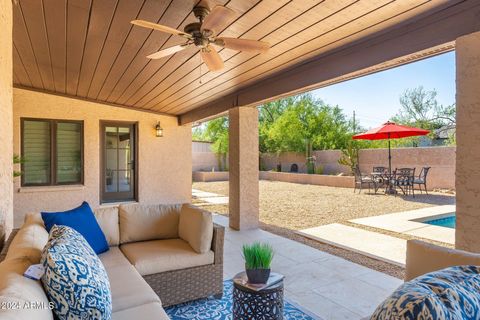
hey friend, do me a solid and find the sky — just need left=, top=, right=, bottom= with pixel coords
left=312, top=51, right=456, bottom=129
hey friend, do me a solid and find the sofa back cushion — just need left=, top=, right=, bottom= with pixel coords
left=178, top=204, right=213, bottom=254
left=5, top=213, right=49, bottom=263
left=94, top=206, right=120, bottom=246
left=41, top=225, right=112, bottom=320
left=371, top=265, right=480, bottom=320
left=119, top=203, right=182, bottom=244
left=0, top=258, right=53, bottom=320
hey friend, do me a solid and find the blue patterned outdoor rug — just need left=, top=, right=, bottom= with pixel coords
left=165, top=280, right=320, bottom=320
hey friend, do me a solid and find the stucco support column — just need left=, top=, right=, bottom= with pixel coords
left=228, top=106, right=259, bottom=230
left=456, top=31, right=480, bottom=252
left=0, top=0, right=13, bottom=248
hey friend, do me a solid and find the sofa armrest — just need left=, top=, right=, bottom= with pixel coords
left=212, top=223, right=224, bottom=265
left=405, top=239, right=480, bottom=281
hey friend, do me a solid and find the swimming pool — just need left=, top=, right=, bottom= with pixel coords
left=424, top=214, right=456, bottom=229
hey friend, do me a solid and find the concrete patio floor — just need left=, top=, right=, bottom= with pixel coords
left=215, top=215, right=402, bottom=319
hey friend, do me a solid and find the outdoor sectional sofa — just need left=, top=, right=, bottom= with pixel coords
left=0, top=203, right=224, bottom=319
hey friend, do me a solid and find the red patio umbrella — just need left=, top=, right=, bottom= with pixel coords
left=352, top=121, right=429, bottom=175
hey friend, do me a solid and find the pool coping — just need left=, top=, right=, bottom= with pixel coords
left=349, top=205, right=455, bottom=245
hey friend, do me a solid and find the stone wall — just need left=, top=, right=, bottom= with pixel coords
left=261, top=146, right=455, bottom=190
left=0, top=0, right=13, bottom=247
left=13, top=88, right=192, bottom=226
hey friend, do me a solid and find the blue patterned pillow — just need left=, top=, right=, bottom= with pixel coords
left=371, top=265, right=480, bottom=320
left=41, top=225, right=112, bottom=320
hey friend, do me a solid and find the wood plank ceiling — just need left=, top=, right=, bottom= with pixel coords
left=13, top=0, right=455, bottom=117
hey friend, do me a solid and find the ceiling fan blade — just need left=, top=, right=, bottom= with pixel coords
left=146, top=44, right=189, bottom=59
left=214, top=37, right=270, bottom=53
left=131, top=20, right=191, bottom=38
left=201, top=46, right=224, bottom=72
left=201, top=6, right=235, bottom=35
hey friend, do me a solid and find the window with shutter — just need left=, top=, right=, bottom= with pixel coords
left=21, top=119, right=83, bottom=186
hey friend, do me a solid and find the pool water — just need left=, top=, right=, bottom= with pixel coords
left=424, top=215, right=456, bottom=229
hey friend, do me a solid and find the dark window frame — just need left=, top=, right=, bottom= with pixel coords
left=21, top=118, right=84, bottom=187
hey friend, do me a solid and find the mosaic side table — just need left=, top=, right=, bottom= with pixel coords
left=232, top=272, right=284, bottom=320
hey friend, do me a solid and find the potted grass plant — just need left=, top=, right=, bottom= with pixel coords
left=242, top=242, right=274, bottom=284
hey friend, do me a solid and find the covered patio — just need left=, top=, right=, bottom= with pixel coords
left=1, top=0, right=480, bottom=319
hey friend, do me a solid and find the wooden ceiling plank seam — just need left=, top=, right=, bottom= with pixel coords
left=128, top=0, right=267, bottom=108
left=15, top=1, right=45, bottom=89
left=137, top=0, right=296, bottom=109
left=41, top=0, right=56, bottom=91
left=97, top=0, right=174, bottom=102
left=117, top=0, right=234, bottom=107
left=84, top=0, right=148, bottom=100
left=65, top=0, right=93, bottom=95
left=78, top=0, right=121, bottom=97
left=13, top=43, right=33, bottom=87
left=43, top=0, right=67, bottom=93
left=103, top=0, right=200, bottom=104
left=64, top=0, right=67, bottom=93
left=74, top=0, right=95, bottom=96
left=145, top=0, right=325, bottom=111
left=176, top=0, right=456, bottom=116
left=160, top=0, right=361, bottom=113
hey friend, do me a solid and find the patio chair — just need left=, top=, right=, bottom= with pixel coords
left=354, top=166, right=377, bottom=194
left=372, top=166, right=388, bottom=190
left=394, top=168, right=416, bottom=197
left=413, top=166, right=431, bottom=194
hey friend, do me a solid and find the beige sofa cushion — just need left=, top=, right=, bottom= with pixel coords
left=119, top=204, right=182, bottom=244
left=94, top=206, right=120, bottom=246
left=99, top=246, right=131, bottom=269
left=0, top=258, right=53, bottom=320
left=104, top=262, right=161, bottom=312
left=5, top=214, right=49, bottom=263
left=406, top=239, right=480, bottom=281
left=178, top=204, right=213, bottom=254
left=120, top=239, right=214, bottom=276
left=112, top=302, right=169, bottom=320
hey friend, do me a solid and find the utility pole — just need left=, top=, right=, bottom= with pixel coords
left=352, top=110, right=356, bottom=134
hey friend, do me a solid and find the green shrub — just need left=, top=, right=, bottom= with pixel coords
left=315, top=165, right=324, bottom=175
left=242, top=242, right=274, bottom=269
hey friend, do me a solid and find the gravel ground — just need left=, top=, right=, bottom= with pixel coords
left=193, top=181, right=455, bottom=230
left=193, top=181, right=455, bottom=279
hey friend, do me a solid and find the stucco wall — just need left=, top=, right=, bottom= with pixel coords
left=0, top=0, right=13, bottom=246
left=13, top=88, right=192, bottom=226
left=261, top=147, right=455, bottom=190
left=456, top=31, right=480, bottom=252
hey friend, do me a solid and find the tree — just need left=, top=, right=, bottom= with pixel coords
left=195, top=117, right=229, bottom=171
left=392, top=86, right=456, bottom=146
left=263, top=94, right=351, bottom=173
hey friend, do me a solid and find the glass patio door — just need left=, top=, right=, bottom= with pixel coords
left=101, top=122, right=137, bottom=203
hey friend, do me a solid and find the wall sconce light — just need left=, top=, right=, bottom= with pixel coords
left=155, top=121, right=163, bottom=137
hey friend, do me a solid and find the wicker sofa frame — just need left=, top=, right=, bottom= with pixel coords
left=0, top=223, right=225, bottom=307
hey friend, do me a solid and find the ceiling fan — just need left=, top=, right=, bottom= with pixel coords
left=131, top=4, right=270, bottom=72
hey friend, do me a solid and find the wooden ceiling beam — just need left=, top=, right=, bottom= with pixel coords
left=179, top=0, right=480, bottom=125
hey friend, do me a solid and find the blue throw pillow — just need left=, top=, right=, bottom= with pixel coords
left=41, top=201, right=109, bottom=254
left=41, top=225, right=112, bottom=320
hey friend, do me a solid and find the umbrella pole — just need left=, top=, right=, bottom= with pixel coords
left=386, top=135, right=395, bottom=194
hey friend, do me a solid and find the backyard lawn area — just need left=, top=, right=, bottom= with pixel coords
left=193, top=180, right=455, bottom=231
